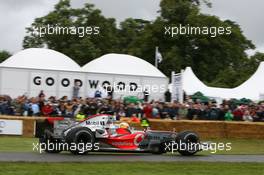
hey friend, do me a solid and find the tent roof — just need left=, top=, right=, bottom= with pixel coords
left=0, top=48, right=81, bottom=71
left=183, top=67, right=208, bottom=94
left=183, top=62, right=264, bottom=100
left=232, top=62, right=264, bottom=99
left=183, top=67, right=238, bottom=99
left=81, top=53, right=166, bottom=78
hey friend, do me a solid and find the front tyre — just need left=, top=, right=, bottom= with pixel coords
left=176, top=131, right=200, bottom=156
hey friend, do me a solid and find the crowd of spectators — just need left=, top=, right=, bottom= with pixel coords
left=0, top=92, right=264, bottom=122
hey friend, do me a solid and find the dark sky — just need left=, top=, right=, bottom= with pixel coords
left=0, top=0, right=263, bottom=55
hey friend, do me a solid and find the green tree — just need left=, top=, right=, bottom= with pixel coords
left=121, top=0, right=255, bottom=87
left=0, top=50, right=11, bottom=63
left=23, top=0, right=119, bottom=66
left=118, top=18, right=150, bottom=54
left=23, top=0, right=261, bottom=88
left=206, top=52, right=264, bottom=87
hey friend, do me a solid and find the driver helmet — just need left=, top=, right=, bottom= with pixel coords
left=119, top=122, right=129, bottom=129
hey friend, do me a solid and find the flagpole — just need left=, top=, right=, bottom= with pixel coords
left=155, top=46, right=158, bottom=68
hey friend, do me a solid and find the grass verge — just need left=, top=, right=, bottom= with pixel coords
left=0, top=162, right=263, bottom=175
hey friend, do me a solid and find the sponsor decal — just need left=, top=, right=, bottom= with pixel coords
left=86, top=120, right=106, bottom=126
left=134, top=134, right=144, bottom=146
left=0, top=121, right=6, bottom=128
left=111, top=142, right=133, bottom=146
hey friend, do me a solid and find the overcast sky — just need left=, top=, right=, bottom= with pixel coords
left=0, top=0, right=263, bottom=55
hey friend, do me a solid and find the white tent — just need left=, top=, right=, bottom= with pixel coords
left=183, top=62, right=264, bottom=100
left=0, top=49, right=168, bottom=100
left=1, top=48, right=82, bottom=71
left=0, top=48, right=84, bottom=98
left=82, top=53, right=168, bottom=100
left=232, top=62, right=264, bottom=100
left=82, top=53, right=166, bottom=78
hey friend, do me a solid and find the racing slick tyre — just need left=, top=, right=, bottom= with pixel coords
left=39, top=129, right=62, bottom=153
left=65, top=127, right=95, bottom=155
left=175, top=131, right=200, bottom=156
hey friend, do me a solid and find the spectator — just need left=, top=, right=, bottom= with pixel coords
left=94, top=90, right=102, bottom=98
left=38, top=90, right=45, bottom=98
left=56, top=101, right=66, bottom=116
left=233, top=106, right=244, bottom=121
left=125, top=103, right=138, bottom=118
left=1, top=93, right=264, bottom=123
left=164, top=90, right=171, bottom=102
left=187, top=103, right=201, bottom=120
left=143, top=103, right=152, bottom=118
left=152, top=107, right=159, bottom=118
left=208, top=105, right=219, bottom=120
left=30, top=98, right=40, bottom=116
left=159, top=103, right=169, bottom=119
left=143, top=89, right=149, bottom=102
left=224, top=109, right=234, bottom=121
left=218, top=105, right=227, bottom=121
left=41, top=102, right=54, bottom=116
left=106, top=86, right=114, bottom=100
left=168, top=103, right=179, bottom=120
left=22, top=100, right=32, bottom=116
left=72, top=81, right=80, bottom=99
left=178, top=104, right=188, bottom=119
left=255, top=105, right=264, bottom=122
left=243, top=110, right=253, bottom=122
left=65, top=101, right=74, bottom=118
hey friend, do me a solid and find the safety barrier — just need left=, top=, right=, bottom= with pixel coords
left=0, top=115, right=264, bottom=139
left=152, top=119, right=264, bottom=139
left=0, top=116, right=45, bottom=137
left=127, top=119, right=264, bottom=139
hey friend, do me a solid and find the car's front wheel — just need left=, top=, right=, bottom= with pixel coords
left=175, top=131, right=200, bottom=156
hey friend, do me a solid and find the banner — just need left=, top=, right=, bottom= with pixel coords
left=171, top=71, right=183, bottom=103
left=0, top=120, right=23, bottom=135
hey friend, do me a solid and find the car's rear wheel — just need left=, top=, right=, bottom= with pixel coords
left=65, top=127, right=95, bottom=155
left=176, top=131, right=200, bottom=156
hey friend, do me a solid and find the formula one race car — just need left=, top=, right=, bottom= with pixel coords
left=37, top=114, right=201, bottom=156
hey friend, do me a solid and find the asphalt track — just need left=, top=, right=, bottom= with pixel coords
left=0, top=152, right=263, bottom=162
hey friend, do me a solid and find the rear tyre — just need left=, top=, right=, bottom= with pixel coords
left=65, top=127, right=95, bottom=155
left=176, top=131, right=200, bottom=156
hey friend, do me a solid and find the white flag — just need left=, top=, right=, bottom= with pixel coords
left=155, top=47, right=163, bottom=63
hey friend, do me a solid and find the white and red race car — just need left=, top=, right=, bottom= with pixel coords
left=38, top=114, right=201, bottom=156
